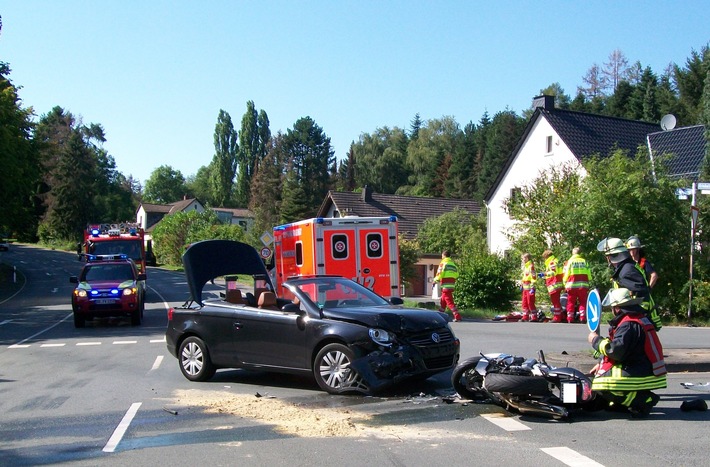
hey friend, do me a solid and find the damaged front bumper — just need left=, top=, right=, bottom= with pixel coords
left=349, top=340, right=460, bottom=393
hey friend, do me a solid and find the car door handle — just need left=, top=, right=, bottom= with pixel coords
left=233, top=322, right=243, bottom=330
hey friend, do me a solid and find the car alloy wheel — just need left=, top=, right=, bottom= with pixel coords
left=314, top=343, right=368, bottom=394
left=179, top=336, right=215, bottom=382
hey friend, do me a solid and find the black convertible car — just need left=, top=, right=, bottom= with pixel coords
left=166, top=240, right=460, bottom=394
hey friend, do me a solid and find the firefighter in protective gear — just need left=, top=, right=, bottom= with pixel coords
left=433, top=250, right=462, bottom=322
left=588, top=288, right=666, bottom=417
left=542, top=250, right=565, bottom=322
left=562, top=247, right=591, bottom=323
left=597, top=237, right=662, bottom=331
left=520, top=253, right=539, bottom=321
left=626, top=235, right=659, bottom=289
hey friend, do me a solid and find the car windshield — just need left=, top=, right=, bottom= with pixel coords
left=82, top=263, right=135, bottom=282
left=90, top=240, right=142, bottom=262
left=291, top=277, right=390, bottom=308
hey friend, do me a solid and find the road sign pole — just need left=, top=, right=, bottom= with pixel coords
left=688, top=183, right=697, bottom=322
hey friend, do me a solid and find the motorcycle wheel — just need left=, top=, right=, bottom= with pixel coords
left=484, top=373, right=551, bottom=396
left=451, top=356, right=488, bottom=400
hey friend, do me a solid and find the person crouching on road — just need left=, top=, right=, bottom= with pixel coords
left=588, top=287, right=666, bottom=418
left=562, top=247, right=591, bottom=323
left=542, top=250, right=565, bottom=323
left=434, top=250, right=462, bottom=322
left=520, top=253, right=539, bottom=321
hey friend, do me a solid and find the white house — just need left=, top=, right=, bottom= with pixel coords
left=485, top=95, right=661, bottom=254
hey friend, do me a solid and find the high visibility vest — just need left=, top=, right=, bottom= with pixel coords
left=592, top=314, right=667, bottom=392
left=563, top=254, right=590, bottom=289
left=521, top=260, right=535, bottom=290
left=435, top=257, right=458, bottom=290
left=612, top=264, right=662, bottom=331
left=544, top=255, right=564, bottom=292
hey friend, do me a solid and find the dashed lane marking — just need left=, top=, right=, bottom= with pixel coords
left=103, top=402, right=142, bottom=453
left=481, top=413, right=531, bottom=431
left=150, top=355, right=164, bottom=371
left=8, top=339, right=165, bottom=349
left=541, top=447, right=604, bottom=467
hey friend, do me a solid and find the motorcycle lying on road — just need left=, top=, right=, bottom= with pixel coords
left=451, top=350, right=597, bottom=419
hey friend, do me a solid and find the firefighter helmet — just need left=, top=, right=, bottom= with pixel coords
left=625, top=236, right=644, bottom=250
left=602, top=288, right=643, bottom=307
left=596, top=237, right=627, bottom=255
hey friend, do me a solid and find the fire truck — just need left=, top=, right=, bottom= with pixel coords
left=272, top=216, right=400, bottom=298
left=81, top=223, right=148, bottom=275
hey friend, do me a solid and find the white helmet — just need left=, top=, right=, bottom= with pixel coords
left=602, top=288, right=643, bottom=307
left=625, top=236, right=644, bottom=250
left=596, top=237, right=627, bottom=255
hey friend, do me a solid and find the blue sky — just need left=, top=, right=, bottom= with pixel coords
left=2, top=1, right=708, bottom=185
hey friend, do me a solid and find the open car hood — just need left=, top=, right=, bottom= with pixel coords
left=182, top=240, right=272, bottom=306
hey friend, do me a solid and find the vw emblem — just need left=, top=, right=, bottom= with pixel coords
left=431, top=332, right=440, bottom=343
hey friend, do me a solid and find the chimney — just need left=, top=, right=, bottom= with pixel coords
left=361, top=185, right=372, bottom=202
left=532, top=95, right=555, bottom=111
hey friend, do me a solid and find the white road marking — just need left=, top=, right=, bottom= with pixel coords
left=10, top=313, right=72, bottom=346
left=480, top=413, right=531, bottom=431
left=103, top=402, right=142, bottom=453
left=0, top=319, right=13, bottom=325
left=541, top=447, right=604, bottom=466
left=7, top=338, right=165, bottom=348
left=150, top=355, right=164, bottom=371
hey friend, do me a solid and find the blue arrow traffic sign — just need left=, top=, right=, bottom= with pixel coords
left=586, top=289, right=601, bottom=332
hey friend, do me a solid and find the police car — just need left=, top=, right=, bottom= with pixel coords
left=69, top=254, right=147, bottom=328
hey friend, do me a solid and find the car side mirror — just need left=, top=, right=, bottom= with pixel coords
left=390, top=297, right=404, bottom=305
left=70, top=276, right=79, bottom=284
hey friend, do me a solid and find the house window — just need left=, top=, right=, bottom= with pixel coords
left=546, top=135, right=553, bottom=154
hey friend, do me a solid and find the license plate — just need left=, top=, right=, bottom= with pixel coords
left=562, top=382, right=578, bottom=403
left=96, top=299, right=115, bottom=305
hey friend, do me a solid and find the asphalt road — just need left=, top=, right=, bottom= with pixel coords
left=1, top=244, right=710, bottom=466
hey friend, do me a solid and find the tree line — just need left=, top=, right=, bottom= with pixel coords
left=1, top=35, right=708, bottom=253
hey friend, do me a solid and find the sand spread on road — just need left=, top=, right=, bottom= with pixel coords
left=171, top=389, right=507, bottom=441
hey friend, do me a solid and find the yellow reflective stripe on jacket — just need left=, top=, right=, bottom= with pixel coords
left=592, top=365, right=667, bottom=391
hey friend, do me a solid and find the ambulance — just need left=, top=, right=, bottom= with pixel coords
left=272, top=216, right=400, bottom=299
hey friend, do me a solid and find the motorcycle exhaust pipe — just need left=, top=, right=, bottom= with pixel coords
left=498, top=395, right=570, bottom=419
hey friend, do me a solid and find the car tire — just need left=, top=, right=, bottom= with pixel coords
left=179, top=336, right=216, bottom=382
left=484, top=373, right=551, bottom=396
left=313, top=343, right=369, bottom=394
left=451, top=356, right=487, bottom=400
left=73, top=313, right=85, bottom=328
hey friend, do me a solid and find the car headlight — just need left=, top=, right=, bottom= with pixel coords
left=122, top=287, right=136, bottom=297
left=369, top=328, right=394, bottom=346
left=75, top=290, right=87, bottom=298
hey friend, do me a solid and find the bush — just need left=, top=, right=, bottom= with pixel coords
left=455, top=253, right=518, bottom=312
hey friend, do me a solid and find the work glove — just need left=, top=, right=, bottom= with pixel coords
left=529, top=288, right=535, bottom=295
left=537, top=272, right=545, bottom=278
